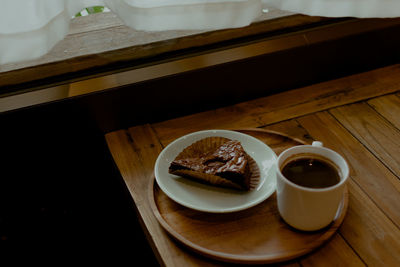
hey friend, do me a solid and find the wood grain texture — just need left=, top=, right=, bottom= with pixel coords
left=299, top=234, right=365, bottom=267
left=330, top=102, right=400, bottom=178
left=341, top=179, right=400, bottom=266
left=297, top=112, right=400, bottom=265
left=368, top=94, right=400, bottom=130
left=153, top=64, right=400, bottom=146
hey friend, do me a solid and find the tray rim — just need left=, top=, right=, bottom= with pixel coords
left=148, top=128, right=349, bottom=264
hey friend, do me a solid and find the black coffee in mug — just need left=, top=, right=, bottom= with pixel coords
left=281, top=154, right=341, bottom=189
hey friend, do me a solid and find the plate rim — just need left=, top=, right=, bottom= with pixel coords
left=154, top=129, right=277, bottom=213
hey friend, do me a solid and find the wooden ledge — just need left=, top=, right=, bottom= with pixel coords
left=0, top=9, right=339, bottom=93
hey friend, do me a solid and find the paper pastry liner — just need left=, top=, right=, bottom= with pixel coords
left=173, top=136, right=231, bottom=160
left=169, top=136, right=260, bottom=190
left=247, top=155, right=260, bottom=190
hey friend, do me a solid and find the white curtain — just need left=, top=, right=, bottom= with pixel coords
left=1, top=0, right=399, bottom=65
left=262, top=0, right=400, bottom=18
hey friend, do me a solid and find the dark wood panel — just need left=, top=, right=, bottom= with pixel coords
left=0, top=102, right=158, bottom=265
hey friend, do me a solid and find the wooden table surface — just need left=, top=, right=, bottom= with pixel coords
left=105, top=64, right=400, bottom=266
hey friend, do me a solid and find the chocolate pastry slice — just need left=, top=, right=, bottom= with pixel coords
left=168, top=137, right=260, bottom=190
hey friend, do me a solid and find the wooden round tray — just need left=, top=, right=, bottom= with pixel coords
left=149, top=129, right=349, bottom=264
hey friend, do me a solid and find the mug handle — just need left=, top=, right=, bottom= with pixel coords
left=312, top=141, right=323, bottom=147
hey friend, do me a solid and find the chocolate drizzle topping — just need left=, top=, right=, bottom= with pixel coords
left=169, top=138, right=254, bottom=190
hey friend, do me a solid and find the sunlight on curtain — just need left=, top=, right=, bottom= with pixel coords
left=262, top=0, right=400, bottom=18
left=1, top=0, right=399, bottom=64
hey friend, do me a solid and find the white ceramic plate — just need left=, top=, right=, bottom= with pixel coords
left=154, top=130, right=277, bottom=213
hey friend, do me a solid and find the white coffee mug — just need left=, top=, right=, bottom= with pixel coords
left=275, top=141, right=349, bottom=231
